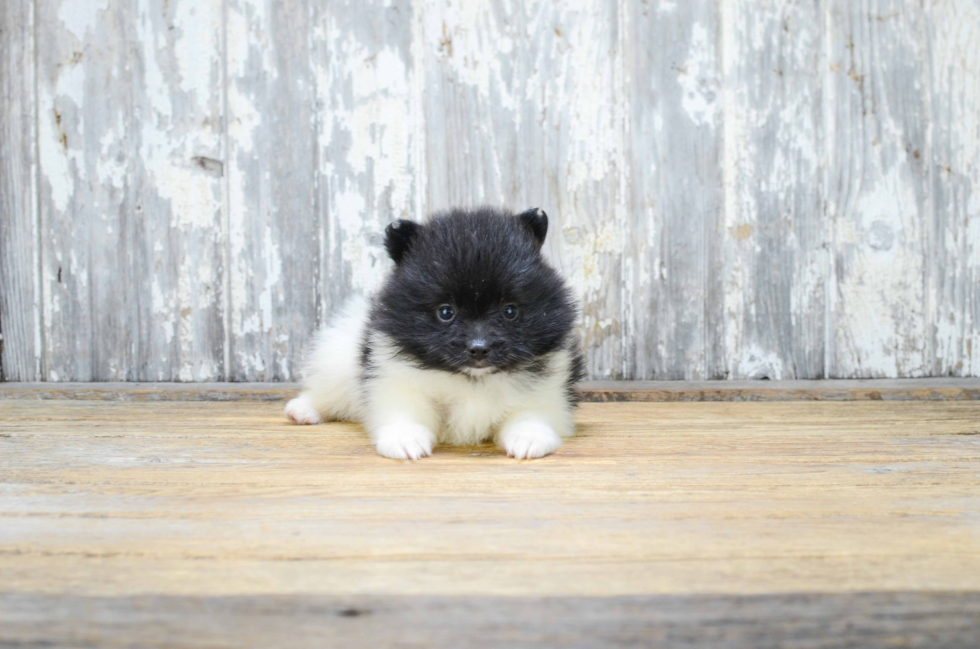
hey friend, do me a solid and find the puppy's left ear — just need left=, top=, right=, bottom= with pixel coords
left=517, top=207, right=548, bottom=248
left=384, top=219, right=421, bottom=264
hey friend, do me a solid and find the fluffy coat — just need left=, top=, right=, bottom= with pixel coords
left=284, top=207, right=585, bottom=460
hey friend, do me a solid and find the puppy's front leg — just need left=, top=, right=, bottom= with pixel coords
left=365, top=380, right=439, bottom=460
left=496, top=414, right=563, bottom=460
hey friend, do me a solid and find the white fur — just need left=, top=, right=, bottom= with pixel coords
left=285, top=296, right=370, bottom=423
left=283, top=392, right=322, bottom=425
left=497, top=417, right=563, bottom=459
left=374, top=420, right=435, bottom=460
left=285, top=296, right=576, bottom=460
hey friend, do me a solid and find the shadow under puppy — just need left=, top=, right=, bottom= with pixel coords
left=285, top=206, right=585, bottom=460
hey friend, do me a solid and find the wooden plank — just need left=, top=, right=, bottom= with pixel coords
left=721, top=0, right=825, bottom=379
left=419, top=0, right=627, bottom=379
left=36, top=0, right=130, bottom=380
left=2, top=592, right=979, bottom=648
left=0, top=400, right=978, bottom=606
left=9, top=1, right=980, bottom=386
left=823, top=1, right=932, bottom=378
left=3, top=399, right=979, bottom=643
left=0, top=381, right=299, bottom=401
left=418, top=0, right=524, bottom=210
left=626, top=0, right=725, bottom=380
left=313, top=0, right=420, bottom=328
left=131, top=0, right=227, bottom=381
left=226, top=0, right=317, bottom=381
left=928, top=1, right=980, bottom=376
left=4, top=378, right=980, bottom=402
left=35, top=0, right=225, bottom=381
left=579, top=377, right=980, bottom=402
left=552, top=0, right=627, bottom=381
left=7, top=1, right=980, bottom=385
left=130, top=0, right=226, bottom=381
left=0, top=0, right=39, bottom=381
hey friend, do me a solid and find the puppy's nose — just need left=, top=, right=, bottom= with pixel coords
left=467, top=339, right=490, bottom=360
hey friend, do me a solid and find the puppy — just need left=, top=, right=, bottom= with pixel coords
left=284, top=206, right=585, bottom=460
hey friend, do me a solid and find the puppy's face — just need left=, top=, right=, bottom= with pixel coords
left=372, top=207, right=576, bottom=376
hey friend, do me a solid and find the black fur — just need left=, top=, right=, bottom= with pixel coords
left=564, top=338, right=587, bottom=405
left=359, top=334, right=376, bottom=383
left=369, top=207, right=583, bottom=402
left=384, top=219, right=422, bottom=264
left=516, top=207, right=548, bottom=248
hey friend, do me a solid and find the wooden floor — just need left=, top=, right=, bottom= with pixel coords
left=2, top=398, right=979, bottom=647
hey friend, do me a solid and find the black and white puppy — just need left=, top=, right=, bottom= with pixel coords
left=284, top=206, right=585, bottom=460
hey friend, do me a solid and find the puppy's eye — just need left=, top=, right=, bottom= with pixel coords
left=437, top=305, right=455, bottom=322
left=502, top=304, right=519, bottom=321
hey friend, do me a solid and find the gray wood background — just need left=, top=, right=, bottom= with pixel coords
left=1, top=0, right=978, bottom=382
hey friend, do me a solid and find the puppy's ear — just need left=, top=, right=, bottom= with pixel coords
left=517, top=207, right=548, bottom=248
left=384, top=219, right=421, bottom=264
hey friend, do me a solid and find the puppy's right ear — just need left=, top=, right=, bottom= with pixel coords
left=384, top=219, right=421, bottom=264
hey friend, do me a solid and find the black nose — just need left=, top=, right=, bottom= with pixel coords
left=467, top=340, right=489, bottom=360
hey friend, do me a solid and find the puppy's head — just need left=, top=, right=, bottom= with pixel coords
left=372, top=207, right=576, bottom=376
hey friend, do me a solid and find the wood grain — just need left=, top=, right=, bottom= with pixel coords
left=34, top=0, right=226, bottom=381
left=36, top=0, right=127, bottom=380
left=418, top=0, right=627, bottom=378
left=929, top=1, right=980, bottom=377
left=1, top=399, right=979, bottom=645
left=722, top=0, right=825, bottom=379
left=226, top=0, right=317, bottom=381
left=823, top=0, right=932, bottom=378
left=4, top=378, right=980, bottom=402
left=1, top=399, right=978, bottom=595
left=0, top=0, right=38, bottom=381
left=313, top=0, right=419, bottom=328
left=3, top=2, right=980, bottom=382
left=626, top=0, right=726, bottom=381
left=3, top=592, right=979, bottom=648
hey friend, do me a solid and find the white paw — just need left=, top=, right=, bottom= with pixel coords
left=374, top=422, right=435, bottom=460
left=284, top=395, right=322, bottom=425
left=499, top=419, right=562, bottom=459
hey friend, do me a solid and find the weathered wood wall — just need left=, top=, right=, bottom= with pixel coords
left=1, top=0, right=978, bottom=382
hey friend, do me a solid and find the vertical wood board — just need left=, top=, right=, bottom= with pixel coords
left=0, top=0, right=39, bottom=381
left=1, top=0, right=979, bottom=381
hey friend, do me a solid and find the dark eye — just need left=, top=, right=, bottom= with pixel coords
left=437, top=305, right=455, bottom=322
left=502, top=304, right=519, bottom=321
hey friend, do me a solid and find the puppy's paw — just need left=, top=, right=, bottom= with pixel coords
left=374, top=422, right=435, bottom=460
left=284, top=395, right=322, bottom=425
left=499, top=419, right=562, bottom=459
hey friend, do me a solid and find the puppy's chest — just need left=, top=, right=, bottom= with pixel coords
left=427, top=374, right=527, bottom=443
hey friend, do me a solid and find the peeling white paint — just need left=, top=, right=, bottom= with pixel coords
left=678, top=23, right=720, bottom=127
left=57, top=0, right=109, bottom=40
left=227, top=84, right=261, bottom=155
left=420, top=1, right=519, bottom=114
left=258, top=224, right=282, bottom=334
left=153, top=278, right=175, bottom=345
left=38, top=66, right=85, bottom=214
left=737, top=344, right=785, bottom=380
left=156, top=165, right=217, bottom=230
left=173, top=2, right=219, bottom=95
left=8, top=0, right=979, bottom=382
left=226, top=0, right=272, bottom=78
left=833, top=150, right=927, bottom=376
left=136, top=5, right=173, bottom=120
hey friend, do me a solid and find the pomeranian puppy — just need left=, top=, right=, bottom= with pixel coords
left=284, top=206, right=585, bottom=460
